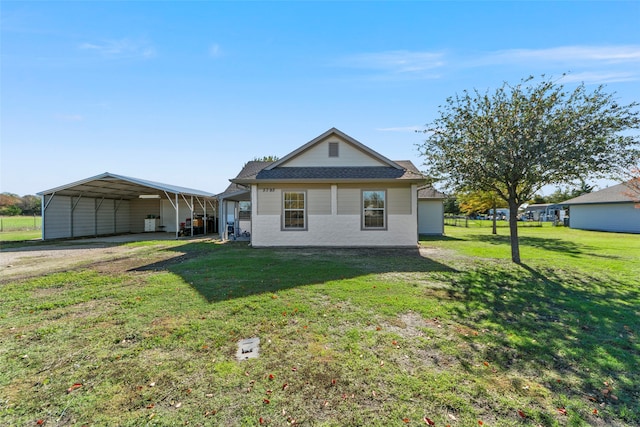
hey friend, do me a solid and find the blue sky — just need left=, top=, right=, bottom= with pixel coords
left=2, top=1, right=639, bottom=196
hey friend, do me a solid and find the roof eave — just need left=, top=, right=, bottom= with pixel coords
left=231, top=177, right=427, bottom=185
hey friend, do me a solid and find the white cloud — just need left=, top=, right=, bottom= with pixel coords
left=209, top=43, right=222, bottom=58
left=338, top=50, right=446, bottom=79
left=54, top=114, right=84, bottom=122
left=559, top=71, right=639, bottom=84
left=376, top=126, right=423, bottom=132
left=485, top=45, right=640, bottom=65
left=79, top=38, right=156, bottom=59
left=464, top=45, right=640, bottom=85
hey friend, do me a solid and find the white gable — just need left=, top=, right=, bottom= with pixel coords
left=279, top=135, right=389, bottom=167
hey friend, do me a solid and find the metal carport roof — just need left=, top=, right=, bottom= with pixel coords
left=38, top=172, right=216, bottom=199
left=38, top=172, right=217, bottom=239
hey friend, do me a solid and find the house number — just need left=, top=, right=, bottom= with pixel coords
left=262, top=188, right=275, bottom=192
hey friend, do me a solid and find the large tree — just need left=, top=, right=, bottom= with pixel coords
left=622, top=163, right=640, bottom=207
left=419, top=75, right=639, bottom=263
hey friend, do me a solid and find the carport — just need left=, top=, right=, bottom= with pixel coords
left=38, top=172, right=218, bottom=240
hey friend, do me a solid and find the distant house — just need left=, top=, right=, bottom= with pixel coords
left=218, top=128, right=431, bottom=247
left=562, top=181, right=640, bottom=234
left=524, top=203, right=564, bottom=222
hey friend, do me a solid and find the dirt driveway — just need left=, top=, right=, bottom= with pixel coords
left=0, top=234, right=214, bottom=282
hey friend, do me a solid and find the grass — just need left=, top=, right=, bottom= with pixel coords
left=0, top=216, right=42, bottom=242
left=1, top=227, right=638, bottom=426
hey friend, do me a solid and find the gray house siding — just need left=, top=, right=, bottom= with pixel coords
left=570, top=203, right=640, bottom=234
left=418, top=200, right=444, bottom=235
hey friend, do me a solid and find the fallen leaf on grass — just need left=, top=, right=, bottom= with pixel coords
left=36, top=420, right=44, bottom=425
left=557, top=408, right=567, bottom=415
left=424, top=416, right=436, bottom=425
left=268, top=374, right=275, bottom=380
left=518, top=409, right=526, bottom=418
left=259, top=417, right=265, bottom=424
left=263, top=399, right=270, bottom=404
left=478, top=421, right=483, bottom=426
left=402, top=418, right=410, bottom=423
left=282, top=383, right=289, bottom=390
left=593, top=409, right=599, bottom=415
left=66, top=383, right=82, bottom=393
left=447, top=413, right=457, bottom=421
left=146, top=403, right=155, bottom=409
left=175, top=402, right=182, bottom=408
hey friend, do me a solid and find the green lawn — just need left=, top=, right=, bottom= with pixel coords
left=1, top=227, right=638, bottom=426
left=0, top=216, right=42, bottom=242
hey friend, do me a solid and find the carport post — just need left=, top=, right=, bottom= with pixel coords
left=175, top=193, right=179, bottom=239
left=203, top=198, right=207, bottom=235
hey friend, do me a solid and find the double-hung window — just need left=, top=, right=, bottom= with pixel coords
left=283, top=191, right=306, bottom=230
left=362, top=190, right=386, bottom=229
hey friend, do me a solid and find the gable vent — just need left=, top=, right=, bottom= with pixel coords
left=328, top=142, right=339, bottom=157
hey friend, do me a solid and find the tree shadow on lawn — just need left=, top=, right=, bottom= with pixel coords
left=448, top=263, right=639, bottom=422
left=133, top=241, right=457, bottom=303
left=466, top=234, right=589, bottom=257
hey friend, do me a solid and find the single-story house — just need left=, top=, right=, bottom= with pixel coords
left=218, top=127, right=435, bottom=247
left=38, top=172, right=218, bottom=240
left=561, top=181, right=640, bottom=234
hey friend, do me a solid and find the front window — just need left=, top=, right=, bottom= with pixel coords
left=238, top=201, right=251, bottom=220
left=363, top=190, right=386, bottom=229
left=283, top=191, right=306, bottom=229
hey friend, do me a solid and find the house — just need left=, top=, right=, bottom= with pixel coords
left=561, top=181, right=640, bottom=234
left=218, top=128, right=430, bottom=247
left=523, top=203, right=564, bottom=222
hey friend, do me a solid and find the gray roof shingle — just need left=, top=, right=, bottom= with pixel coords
left=228, top=160, right=424, bottom=183
left=256, top=166, right=412, bottom=180
left=417, top=186, right=446, bottom=199
left=562, top=181, right=639, bottom=205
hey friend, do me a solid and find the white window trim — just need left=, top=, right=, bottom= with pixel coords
left=282, top=190, right=307, bottom=231
left=362, top=189, right=387, bottom=230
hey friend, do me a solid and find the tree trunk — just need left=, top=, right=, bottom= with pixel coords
left=508, top=200, right=521, bottom=263
left=492, top=199, right=497, bottom=235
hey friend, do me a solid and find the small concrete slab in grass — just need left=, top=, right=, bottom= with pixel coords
left=236, top=337, right=260, bottom=361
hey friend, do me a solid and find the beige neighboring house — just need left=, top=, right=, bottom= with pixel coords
left=219, top=128, right=432, bottom=247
